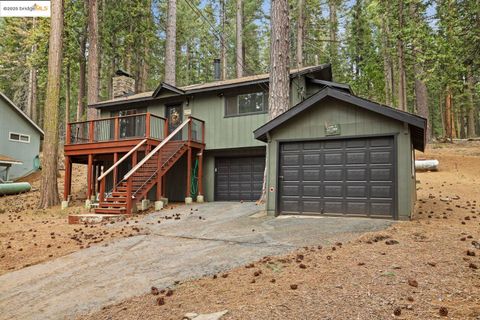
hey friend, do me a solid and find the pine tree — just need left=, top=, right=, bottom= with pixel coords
left=39, top=0, right=64, bottom=208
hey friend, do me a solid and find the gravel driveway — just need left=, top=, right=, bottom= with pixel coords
left=0, top=202, right=392, bottom=320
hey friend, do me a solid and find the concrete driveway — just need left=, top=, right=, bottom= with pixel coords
left=0, top=202, right=392, bottom=320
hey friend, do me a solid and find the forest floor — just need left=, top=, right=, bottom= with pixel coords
left=0, top=164, right=170, bottom=276
left=78, top=141, right=480, bottom=320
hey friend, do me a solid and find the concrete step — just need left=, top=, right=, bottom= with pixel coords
left=68, top=213, right=126, bottom=224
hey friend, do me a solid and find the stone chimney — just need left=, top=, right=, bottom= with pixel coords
left=112, top=69, right=135, bottom=98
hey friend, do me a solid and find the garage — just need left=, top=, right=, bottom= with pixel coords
left=254, top=86, right=427, bottom=220
left=215, top=156, right=265, bottom=201
left=278, top=136, right=395, bottom=218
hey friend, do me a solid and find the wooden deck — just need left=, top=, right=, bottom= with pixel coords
left=63, top=114, right=205, bottom=213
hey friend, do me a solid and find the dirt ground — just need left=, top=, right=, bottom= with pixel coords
left=79, top=142, right=480, bottom=320
left=0, top=165, right=158, bottom=275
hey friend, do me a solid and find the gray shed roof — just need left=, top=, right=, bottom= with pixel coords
left=0, top=92, right=44, bottom=137
left=254, top=87, right=427, bottom=151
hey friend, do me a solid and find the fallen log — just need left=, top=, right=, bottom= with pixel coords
left=415, top=159, right=439, bottom=171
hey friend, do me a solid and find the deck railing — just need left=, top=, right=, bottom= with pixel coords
left=66, top=113, right=167, bottom=145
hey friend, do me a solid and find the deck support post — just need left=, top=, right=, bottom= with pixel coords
left=156, top=149, right=162, bottom=200
left=87, top=154, right=93, bottom=200
left=162, top=175, right=166, bottom=198
left=185, top=146, right=192, bottom=203
left=113, top=152, right=118, bottom=190
left=197, top=148, right=204, bottom=202
left=63, top=155, right=72, bottom=201
left=126, top=178, right=133, bottom=214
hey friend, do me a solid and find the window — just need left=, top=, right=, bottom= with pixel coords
left=225, top=92, right=267, bottom=117
left=9, top=132, right=30, bottom=143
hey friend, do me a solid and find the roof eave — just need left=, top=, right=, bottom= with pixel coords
left=0, top=92, right=44, bottom=136
left=254, top=87, right=427, bottom=151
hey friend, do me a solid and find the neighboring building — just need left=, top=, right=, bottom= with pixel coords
left=64, top=64, right=426, bottom=220
left=0, top=92, right=44, bottom=180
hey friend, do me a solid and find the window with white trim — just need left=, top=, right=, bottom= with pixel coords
left=225, top=91, right=268, bottom=117
left=9, top=132, right=30, bottom=143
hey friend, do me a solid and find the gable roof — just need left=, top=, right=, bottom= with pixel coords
left=91, top=64, right=332, bottom=109
left=0, top=92, right=44, bottom=137
left=0, top=154, right=22, bottom=165
left=254, top=87, right=427, bottom=151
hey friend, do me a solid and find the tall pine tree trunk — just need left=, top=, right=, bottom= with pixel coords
left=65, top=62, right=71, bottom=131
left=220, top=0, right=227, bottom=80
left=466, top=64, right=477, bottom=137
left=39, top=0, right=64, bottom=208
left=27, top=66, right=37, bottom=121
left=415, top=74, right=429, bottom=141
left=236, top=0, right=244, bottom=77
left=445, top=85, right=455, bottom=140
left=328, top=0, right=338, bottom=66
left=381, top=3, right=393, bottom=106
left=258, top=0, right=290, bottom=203
left=396, top=0, right=407, bottom=111
left=165, top=0, right=177, bottom=85
left=76, top=23, right=86, bottom=121
left=296, top=0, right=304, bottom=68
left=87, top=0, right=100, bottom=120
left=27, top=17, right=37, bottom=122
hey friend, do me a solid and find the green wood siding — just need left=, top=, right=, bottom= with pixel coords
left=0, top=99, right=41, bottom=180
left=264, top=98, right=415, bottom=219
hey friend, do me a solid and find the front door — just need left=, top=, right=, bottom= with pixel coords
left=166, top=104, right=183, bottom=140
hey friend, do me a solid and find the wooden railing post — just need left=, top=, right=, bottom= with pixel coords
left=114, top=116, right=120, bottom=140
left=186, top=147, right=192, bottom=199
left=145, top=113, right=151, bottom=139
left=188, top=118, right=192, bottom=141
left=198, top=150, right=204, bottom=196
left=64, top=155, right=71, bottom=200
left=66, top=123, right=71, bottom=145
left=113, top=152, right=118, bottom=190
left=163, top=118, right=168, bottom=140
left=156, top=149, right=162, bottom=200
left=126, top=178, right=133, bottom=214
left=201, top=121, right=205, bottom=144
left=89, top=120, right=94, bottom=142
left=99, top=178, right=105, bottom=202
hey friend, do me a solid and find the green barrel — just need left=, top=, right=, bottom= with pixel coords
left=0, top=182, right=32, bottom=195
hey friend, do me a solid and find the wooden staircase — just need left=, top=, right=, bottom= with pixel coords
left=95, top=141, right=188, bottom=214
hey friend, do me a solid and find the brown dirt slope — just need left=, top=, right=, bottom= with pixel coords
left=80, top=142, right=480, bottom=320
left=0, top=165, right=150, bottom=275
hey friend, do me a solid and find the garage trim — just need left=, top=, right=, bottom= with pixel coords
left=274, top=133, right=399, bottom=219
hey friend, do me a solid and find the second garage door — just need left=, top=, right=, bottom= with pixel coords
left=215, top=156, right=265, bottom=201
left=278, top=136, right=395, bottom=218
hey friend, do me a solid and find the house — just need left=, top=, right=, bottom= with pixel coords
left=0, top=92, right=44, bottom=181
left=63, top=63, right=426, bottom=220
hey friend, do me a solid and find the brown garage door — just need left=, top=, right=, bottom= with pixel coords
left=278, top=136, right=395, bottom=218
left=215, top=156, right=265, bottom=201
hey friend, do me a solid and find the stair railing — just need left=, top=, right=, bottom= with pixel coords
left=97, top=139, right=147, bottom=202
left=131, top=142, right=185, bottom=198
left=122, top=118, right=194, bottom=213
